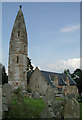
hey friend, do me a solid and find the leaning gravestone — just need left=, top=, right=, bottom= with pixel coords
left=2, top=83, right=12, bottom=106
left=64, top=98, right=80, bottom=118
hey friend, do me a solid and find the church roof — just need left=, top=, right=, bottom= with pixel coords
left=41, top=71, right=55, bottom=88
left=41, top=70, right=76, bottom=88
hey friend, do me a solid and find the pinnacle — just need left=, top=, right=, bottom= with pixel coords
left=20, top=5, right=22, bottom=9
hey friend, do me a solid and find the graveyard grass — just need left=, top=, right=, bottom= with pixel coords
left=6, top=96, right=46, bottom=118
left=80, top=103, right=82, bottom=118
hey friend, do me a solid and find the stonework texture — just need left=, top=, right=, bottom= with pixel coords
left=64, top=98, right=80, bottom=118
left=0, top=85, right=2, bottom=119
left=2, top=83, right=12, bottom=106
left=8, top=7, right=28, bottom=89
left=29, top=67, right=49, bottom=95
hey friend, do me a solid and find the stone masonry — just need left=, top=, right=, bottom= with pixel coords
left=8, top=6, right=28, bottom=89
left=0, top=85, right=2, bottom=119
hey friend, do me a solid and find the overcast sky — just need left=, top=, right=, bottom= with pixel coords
left=1, top=2, right=80, bottom=74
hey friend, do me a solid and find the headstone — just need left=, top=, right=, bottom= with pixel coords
left=52, top=101, right=62, bottom=118
left=2, top=95, right=8, bottom=112
left=40, top=105, right=56, bottom=118
left=64, top=98, right=80, bottom=118
left=45, top=85, right=55, bottom=104
left=2, top=83, right=12, bottom=106
left=0, top=85, right=2, bottom=119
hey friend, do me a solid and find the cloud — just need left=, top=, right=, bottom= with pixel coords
left=41, top=58, right=80, bottom=73
left=61, top=24, right=80, bottom=32
left=80, top=58, right=82, bottom=69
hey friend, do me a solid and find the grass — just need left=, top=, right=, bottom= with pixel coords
left=5, top=95, right=46, bottom=118
left=24, top=97, right=45, bottom=118
left=55, top=97, right=64, bottom=101
left=80, top=103, right=82, bottom=119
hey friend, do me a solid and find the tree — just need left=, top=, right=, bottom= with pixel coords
left=71, top=68, right=82, bottom=94
left=64, top=69, right=70, bottom=75
left=27, top=57, right=34, bottom=85
left=0, top=63, right=8, bottom=85
left=27, top=57, right=33, bottom=72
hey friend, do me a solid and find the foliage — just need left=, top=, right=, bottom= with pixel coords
left=0, top=63, right=8, bottom=85
left=77, top=95, right=82, bottom=103
left=71, top=69, right=82, bottom=94
left=64, top=69, right=70, bottom=75
left=5, top=96, right=28, bottom=118
left=5, top=93, right=45, bottom=118
left=27, top=57, right=34, bottom=85
left=13, top=87, right=22, bottom=95
left=27, top=57, right=34, bottom=72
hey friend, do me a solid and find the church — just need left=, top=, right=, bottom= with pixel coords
left=8, top=6, right=79, bottom=97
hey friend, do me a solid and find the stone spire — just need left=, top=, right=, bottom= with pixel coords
left=8, top=6, right=28, bottom=90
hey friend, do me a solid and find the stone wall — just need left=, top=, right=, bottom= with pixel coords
left=29, top=67, right=49, bottom=95
left=8, top=7, right=28, bottom=90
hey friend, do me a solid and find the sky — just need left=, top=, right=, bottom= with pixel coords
left=1, top=2, right=80, bottom=74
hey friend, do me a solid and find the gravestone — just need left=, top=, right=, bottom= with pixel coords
left=45, top=85, right=55, bottom=104
left=40, top=105, right=56, bottom=118
left=0, top=85, right=2, bottom=119
left=52, top=101, right=63, bottom=118
left=64, top=98, right=80, bottom=118
left=2, top=83, right=12, bottom=106
left=2, top=94, right=8, bottom=112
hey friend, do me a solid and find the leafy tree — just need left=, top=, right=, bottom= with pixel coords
left=27, top=57, right=34, bottom=85
left=71, top=68, right=82, bottom=94
left=64, top=69, right=70, bottom=75
left=27, top=57, right=33, bottom=72
left=0, top=63, right=8, bottom=85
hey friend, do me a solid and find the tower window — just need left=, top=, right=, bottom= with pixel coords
left=24, top=44, right=26, bottom=52
left=17, top=56, right=19, bottom=63
left=18, top=31, right=20, bottom=37
left=23, top=72, right=25, bottom=80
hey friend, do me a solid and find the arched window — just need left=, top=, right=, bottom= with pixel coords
left=18, top=31, right=20, bottom=37
left=17, top=56, right=19, bottom=63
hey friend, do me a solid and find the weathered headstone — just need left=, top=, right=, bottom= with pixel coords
left=0, top=85, right=2, bottom=119
left=45, top=85, right=55, bottom=103
left=2, top=95, right=8, bottom=112
left=2, top=83, right=12, bottom=106
left=52, top=101, right=63, bottom=118
left=64, top=98, right=80, bottom=118
left=40, top=105, right=56, bottom=118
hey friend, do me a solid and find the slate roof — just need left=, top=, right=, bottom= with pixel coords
left=41, top=71, right=55, bottom=88
left=41, top=70, right=76, bottom=88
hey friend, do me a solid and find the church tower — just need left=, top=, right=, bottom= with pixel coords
left=8, top=6, right=28, bottom=89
